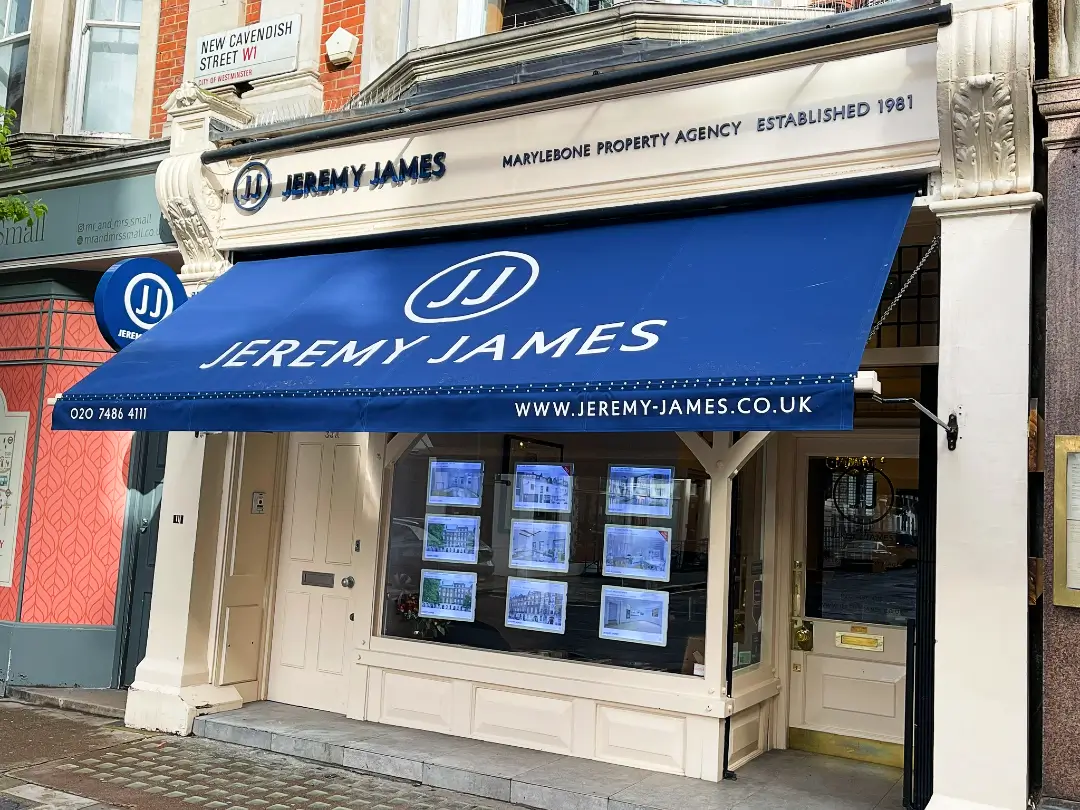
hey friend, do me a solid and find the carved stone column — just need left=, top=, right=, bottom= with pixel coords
left=929, top=5, right=1038, bottom=810
left=156, top=83, right=252, bottom=281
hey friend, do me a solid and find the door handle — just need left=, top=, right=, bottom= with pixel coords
left=791, top=560, right=803, bottom=618
left=791, top=560, right=813, bottom=652
left=341, top=576, right=355, bottom=589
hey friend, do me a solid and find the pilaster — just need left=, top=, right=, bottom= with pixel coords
left=125, top=434, right=242, bottom=735
left=928, top=9, right=1037, bottom=801
left=927, top=192, right=1040, bottom=810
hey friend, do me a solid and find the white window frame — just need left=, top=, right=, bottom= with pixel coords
left=0, top=0, right=32, bottom=117
left=64, top=0, right=140, bottom=137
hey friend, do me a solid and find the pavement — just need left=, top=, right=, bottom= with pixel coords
left=4, top=689, right=127, bottom=720
left=0, top=699, right=514, bottom=810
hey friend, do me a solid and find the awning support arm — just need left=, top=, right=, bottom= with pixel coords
left=874, top=395, right=959, bottom=451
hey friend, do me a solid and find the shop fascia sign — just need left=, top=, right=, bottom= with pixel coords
left=0, top=172, right=173, bottom=263
left=220, top=42, right=937, bottom=238
left=195, top=14, right=300, bottom=90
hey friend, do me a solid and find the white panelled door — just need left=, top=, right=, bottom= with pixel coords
left=787, top=434, right=920, bottom=751
left=268, top=432, right=363, bottom=713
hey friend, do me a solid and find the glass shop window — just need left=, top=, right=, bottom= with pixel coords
left=68, top=0, right=141, bottom=135
left=731, top=449, right=767, bottom=672
left=380, top=432, right=715, bottom=675
left=0, top=0, right=32, bottom=130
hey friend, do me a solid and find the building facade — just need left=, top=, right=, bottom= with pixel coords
left=1035, top=3, right=1080, bottom=805
left=48, top=2, right=1039, bottom=810
left=0, top=0, right=189, bottom=688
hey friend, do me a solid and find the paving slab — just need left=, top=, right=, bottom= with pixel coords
left=0, top=701, right=145, bottom=770
left=17, top=737, right=515, bottom=810
left=609, top=771, right=759, bottom=810
left=4, top=690, right=126, bottom=721
left=195, top=701, right=904, bottom=810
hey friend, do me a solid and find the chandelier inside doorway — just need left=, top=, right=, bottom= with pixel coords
left=826, top=455, right=895, bottom=526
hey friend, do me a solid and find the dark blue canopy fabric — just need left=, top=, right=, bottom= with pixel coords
left=54, top=192, right=913, bottom=433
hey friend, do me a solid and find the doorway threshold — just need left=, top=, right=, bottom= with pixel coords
left=194, top=701, right=904, bottom=810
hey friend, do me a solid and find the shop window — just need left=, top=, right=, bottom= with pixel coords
left=380, top=432, right=715, bottom=675
left=731, top=449, right=767, bottom=671
left=804, top=455, right=919, bottom=626
left=67, top=0, right=141, bottom=135
left=868, top=243, right=940, bottom=349
left=0, top=0, right=31, bottom=130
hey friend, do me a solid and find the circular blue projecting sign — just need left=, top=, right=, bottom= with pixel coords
left=94, top=257, right=188, bottom=351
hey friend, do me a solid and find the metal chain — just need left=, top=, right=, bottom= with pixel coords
left=866, top=235, right=940, bottom=342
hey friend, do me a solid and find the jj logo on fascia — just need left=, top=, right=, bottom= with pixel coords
left=233, top=161, right=273, bottom=213
left=199, top=251, right=669, bottom=370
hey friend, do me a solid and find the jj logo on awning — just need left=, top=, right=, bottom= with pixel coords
left=404, top=251, right=539, bottom=324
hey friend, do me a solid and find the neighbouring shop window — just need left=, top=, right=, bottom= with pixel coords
left=380, top=433, right=715, bottom=675
left=867, top=243, right=940, bottom=349
left=0, top=0, right=31, bottom=129
left=804, top=455, right=919, bottom=626
left=731, top=449, right=767, bottom=672
left=69, top=0, right=140, bottom=135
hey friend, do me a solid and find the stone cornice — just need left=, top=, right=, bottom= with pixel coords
left=1035, top=76, right=1080, bottom=149
left=5, top=133, right=133, bottom=168
left=355, top=1, right=828, bottom=108
left=0, top=137, right=169, bottom=192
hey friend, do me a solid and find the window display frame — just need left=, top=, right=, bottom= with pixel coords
left=362, top=430, right=773, bottom=727
left=601, top=523, right=673, bottom=583
left=508, top=517, right=572, bottom=573
left=422, top=513, right=482, bottom=564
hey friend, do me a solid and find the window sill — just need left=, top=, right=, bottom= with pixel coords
left=363, top=635, right=730, bottom=718
left=731, top=668, right=781, bottom=714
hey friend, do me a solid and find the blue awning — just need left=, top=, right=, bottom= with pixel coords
left=54, top=192, right=913, bottom=433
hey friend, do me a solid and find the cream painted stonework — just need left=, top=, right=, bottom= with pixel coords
left=213, top=41, right=938, bottom=252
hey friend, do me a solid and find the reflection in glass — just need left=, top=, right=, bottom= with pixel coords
left=731, top=449, right=767, bottom=671
left=80, top=26, right=139, bottom=134
left=0, top=37, right=27, bottom=123
left=120, top=0, right=142, bottom=23
left=804, top=456, right=919, bottom=626
left=2, top=0, right=32, bottom=37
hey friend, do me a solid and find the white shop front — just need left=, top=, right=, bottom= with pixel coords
left=51, top=6, right=1037, bottom=809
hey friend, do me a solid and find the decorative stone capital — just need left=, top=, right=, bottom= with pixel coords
left=162, top=81, right=254, bottom=157
left=937, top=2, right=1034, bottom=200
left=156, top=154, right=231, bottom=279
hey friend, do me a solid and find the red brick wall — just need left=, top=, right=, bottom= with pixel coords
left=150, top=0, right=191, bottom=138
left=153, top=0, right=363, bottom=133
left=321, top=1, right=365, bottom=110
